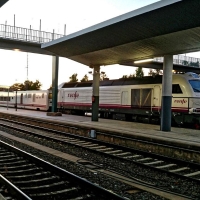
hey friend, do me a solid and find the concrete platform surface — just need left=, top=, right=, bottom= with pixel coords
left=0, top=107, right=200, bottom=148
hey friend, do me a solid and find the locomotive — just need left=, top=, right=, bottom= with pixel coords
left=0, top=72, right=200, bottom=127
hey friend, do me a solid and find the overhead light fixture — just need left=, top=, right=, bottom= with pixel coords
left=14, top=49, right=20, bottom=52
left=134, top=58, right=154, bottom=64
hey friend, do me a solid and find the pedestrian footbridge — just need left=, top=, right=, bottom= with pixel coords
left=0, top=23, right=63, bottom=55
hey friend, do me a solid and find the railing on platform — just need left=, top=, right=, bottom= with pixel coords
left=0, top=24, right=64, bottom=44
left=154, top=55, right=200, bottom=68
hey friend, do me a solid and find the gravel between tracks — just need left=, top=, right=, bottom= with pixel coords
left=0, top=126, right=172, bottom=200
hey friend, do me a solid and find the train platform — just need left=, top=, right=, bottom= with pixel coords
left=0, top=107, right=200, bottom=150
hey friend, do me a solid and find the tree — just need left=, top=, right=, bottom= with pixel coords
left=189, top=61, right=199, bottom=67
left=121, top=75, right=128, bottom=79
left=9, top=83, right=24, bottom=91
left=80, top=74, right=89, bottom=82
left=121, top=74, right=135, bottom=79
left=135, top=67, right=144, bottom=78
left=148, top=69, right=163, bottom=76
left=155, top=69, right=163, bottom=75
left=182, top=60, right=189, bottom=66
left=48, top=84, right=52, bottom=90
left=69, top=73, right=78, bottom=82
left=10, top=80, right=42, bottom=90
left=31, top=80, right=42, bottom=90
left=100, top=72, right=108, bottom=81
left=24, top=80, right=42, bottom=90
left=128, top=74, right=135, bottom=78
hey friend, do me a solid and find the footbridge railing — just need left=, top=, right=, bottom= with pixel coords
left=0, top=24, right=64, bottom=44
left=154, top=55, right=200, bottom=68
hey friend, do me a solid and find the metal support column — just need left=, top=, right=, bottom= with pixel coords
left=52, top=55, right=59, bottom=112
left=160, top=55, right=173, bottom=131
left=7, top=88, right=9, bottom=110
left=15, top=90, right=17, bottom=111
left=92, top=65, right=100, bottom=121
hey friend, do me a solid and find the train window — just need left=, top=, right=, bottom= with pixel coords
left=4, top=97, right=10, bottom=101
left=189, top=80, right=200, bottom=92
left=186, top=72, right=200, bottom=78
left=191, top=73, right=199, bottom=78
left=42, top=93, right=44, bottom=98
left=33, top=94, right=36, bottom=102
left=172, top=84, right=182, bottom=94
left=0, top=96, right=10, bottom=101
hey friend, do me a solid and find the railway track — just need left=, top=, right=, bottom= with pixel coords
left=0, top=173, right=31, bottom=200
left=0, top=140, right=125, bottom=200
left=0, top=118, right=200, bottom=199
left=1, top=113, right=199, bottom=163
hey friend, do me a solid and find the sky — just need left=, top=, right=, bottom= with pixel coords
left=1, top=0, right=200, bottom=89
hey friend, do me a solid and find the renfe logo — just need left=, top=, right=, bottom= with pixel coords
left=174, top=99, right=187, bottom=104
left=68, top=91, right=79, bottom=99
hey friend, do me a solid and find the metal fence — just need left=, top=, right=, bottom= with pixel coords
left=154, top=55, right=200, bottom=68
left=0, top=24, right=64, bottom=44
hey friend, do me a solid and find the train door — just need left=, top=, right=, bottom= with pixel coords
left=153, top=85, right=161, bottom=111
left=20, top=93, right=23, bottom=104
left=33, top=94, right=36, bottom=102
left=48, top=90, right=52, bottom=109
left=121, top=91, right=128, bottom=105
left=131, top=89, right=152, bottom=108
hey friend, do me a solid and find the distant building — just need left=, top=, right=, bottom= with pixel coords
left=0, top=85, right=10, bottom=91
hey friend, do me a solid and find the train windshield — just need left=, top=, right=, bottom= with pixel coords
left=189, top=80, right=200, bottom=92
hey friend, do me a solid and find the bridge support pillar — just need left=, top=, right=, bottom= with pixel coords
left=160, top=55, right=173, bottom=131
left=52, top=55, right=59, bottom=112
left=91, top=65, right=100, bottom=121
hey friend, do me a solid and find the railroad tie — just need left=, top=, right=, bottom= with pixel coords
left=169, top=167, right=189, bottom=173
left=184, top=171, right=200, bottom=177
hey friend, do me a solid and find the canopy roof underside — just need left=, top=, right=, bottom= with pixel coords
left=0, top=0, right=8, bottom=7
left=42, top=0, right=200, bottom=69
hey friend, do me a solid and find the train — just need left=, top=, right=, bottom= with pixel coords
left=0, top=89, right=51, bottom=111
left=0, top=72, right=200, bottom=128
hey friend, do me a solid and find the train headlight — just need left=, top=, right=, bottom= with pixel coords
left=189, top=108, right=197, bottom=114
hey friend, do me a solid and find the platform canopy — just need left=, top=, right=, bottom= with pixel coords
left=0, top=0, right=8, bottom=7
left=42, top=0, right=200, bottom=68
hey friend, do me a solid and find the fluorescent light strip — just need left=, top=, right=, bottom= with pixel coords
left=134, top=58, right=154, bottom=63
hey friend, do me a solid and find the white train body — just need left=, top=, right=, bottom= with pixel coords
left=59, top=72, right=200, bottom=113
left=58, top=72, right=200, bottom=126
